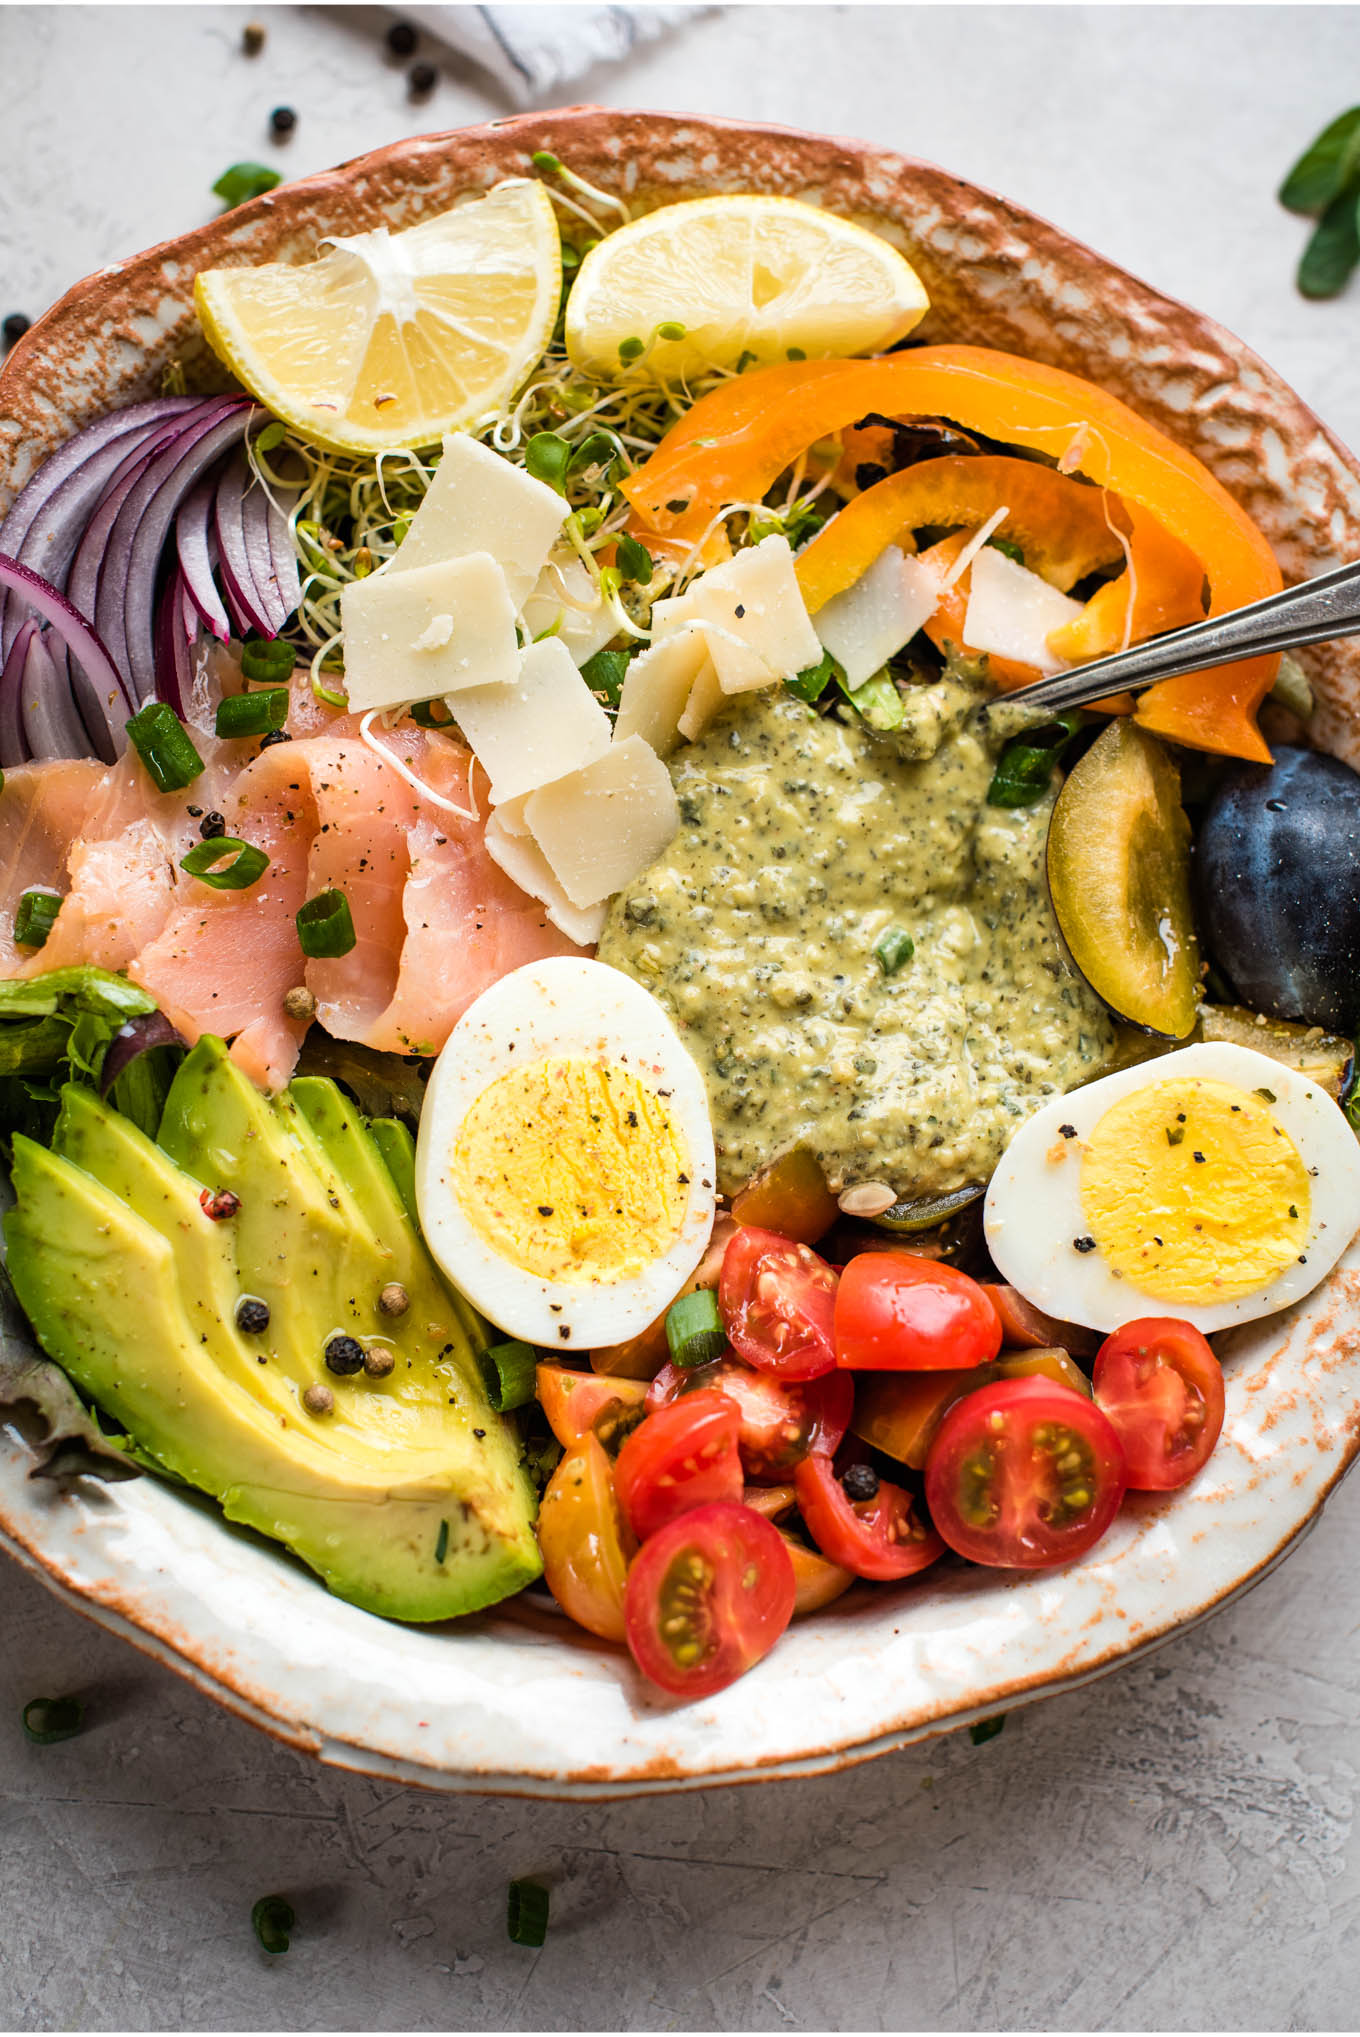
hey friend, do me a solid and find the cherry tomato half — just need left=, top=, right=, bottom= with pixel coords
left=925, top=1377, right=1126, bottom=1571
left=834, top=1253, right=1002, bottom=1371
left=980, top=1283, right=1099, bottom=1360
left=719, top=1226, right=839, bottom=1380
left=624, top=1501, right=797, bottom=1698
left=536, top=1363, right=649, bottom=1448
left=647, top=1356, right=852, bottom=1482
left=537, top=1433, right=636, bottom=1642
left=1093, top=1317, right=1225, bottom=1490
left=614, top=1389, right=743, bottom=1540
left=793, top=1455, right=946, bottom=1582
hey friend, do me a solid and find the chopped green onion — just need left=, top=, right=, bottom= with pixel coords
left=240, top=636, right=296, bottom=684
left=524, top=431, right=572, bottom=492
left=615, top=534, right=654, bottom=585
left=215, top=687, right=290, bottom=738
left=126, top=702, right=205, bottom=793
left=581, top=647, right=631, bottom=709
left=13, top=889, right=61, bottom=949
left=841, top=668, right=904, bottom=732
left=874, top=926, right=915, bottom=977
left=434, top=1518, right=450, bottom=1564
left=251, top=1895, right=294, bottom=1955
left=507, top=1879, right=550, bottom=1947
left=969, top=1713, right=1007, bottom=1746
left=665, top=1289, right=727, bottom=1369
left=296, top=888, right=356, bottom=958
left=22, top=1695, right=84, bottom=1744
left=786, top=649, right=837, bottom=704
left=618, top=336, right=646, bottom=363
left=656, top=320, right=687, bottom=341
left=254, top=421, right=288, bottom=453
left=986, top=711, right=1086, bottom=808
left=478, top=1339, right=538, bottom=1413
left=212, top=161, right=281, bottom=208
left=179, top=838, right=270, bottom=891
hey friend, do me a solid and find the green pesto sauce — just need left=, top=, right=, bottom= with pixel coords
left=597, top=682, right=1116, bottom=1198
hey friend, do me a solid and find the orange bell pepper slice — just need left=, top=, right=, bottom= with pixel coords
left=625, top=348, right=1282, bottom=761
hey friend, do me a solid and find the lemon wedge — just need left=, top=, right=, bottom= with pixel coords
left=195, top=180, right=561, bottom=454
left=565, top=193, right=929, bottom=383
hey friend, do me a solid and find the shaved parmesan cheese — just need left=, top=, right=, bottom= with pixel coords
left=677, top=660, right=726, bottom=743
left=614, top=627, right=711, bottom=756
left=523, top=736, right=680, bottom=908
left=653, top=535, right=820, bottom=683
left=388, top=434, right=566, bottom=604
left=484, top=811, right=606, bottom=947
left=521, top=551, right=621, bottom=667
left=340, top=553, right=518, bottom=712
left=814, top=546, right=939, bottom=687
left=963, top=548, right=1083, bottom=675
left=449, top=638, right=612, bottom=804
left=690, top=621, right=775, bottom=696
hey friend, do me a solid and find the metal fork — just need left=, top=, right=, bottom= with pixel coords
left=979, top=553, right=1360, bottom=728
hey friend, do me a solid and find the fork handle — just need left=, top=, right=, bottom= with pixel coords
left=986, top=554, right=1360, bottom=723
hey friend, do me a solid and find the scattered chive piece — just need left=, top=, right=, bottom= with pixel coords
left=507, top=1879, right=550, bottom=1947
left=665, top=1289, right=727, bottom=1369
left=296, top=888, right=357, bottom=959
left=1255, top=1086, right=1278, bottom=1103
left=524, top=431, right=572, bottom=492
left=969, top=1713, right=1007, bottom=1746
left=478, top=1339, right=538, bottom=1413
left=618, top=336, right=646, bottom=363
left=212, top=162, right=282, bottom=208
left=251, top=1895, right=294, bottom=1955
left=581, top=647, right=631, bottom=710
left=215, top=687, right=290, bottom=739
left=22, top=1695, right=84, bottom=1745
left=1166, top=1125, right=1185, bottom=1147
left=656, top=320, right=687, bottom=341
left=13, top=889, right=61, bottom=949
left=434, top=1518, right=450, bottom=1565
left=180, top=838, right=270, bottom=890
left=254, top=421, right=288, bottom=453
left=786, top=648, right=837, bottom=704
left=126, top=702, right=205, bottom=793
left=240, top=636, right=295, bottom=683
left=873, top=926, right=915, bottom=977
left=615, top=534, right=653, bottom=585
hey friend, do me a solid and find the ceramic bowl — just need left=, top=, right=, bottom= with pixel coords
left=4, top=109, right=1360, bottom=1796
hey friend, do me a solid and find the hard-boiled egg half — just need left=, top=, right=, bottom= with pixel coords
left=414, top=957, right=717, bottom=1348
left=984, top=1042, right=1360, bottom=1333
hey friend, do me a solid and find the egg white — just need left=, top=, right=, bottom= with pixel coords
left=414, top=956, right=717, bottom=1349
left=984, top=1042, right=1360, bottom=1333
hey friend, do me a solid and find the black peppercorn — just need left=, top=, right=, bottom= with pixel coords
left=386, top=20, right=417, bottom=55
left=3, top=314, right=31, bottom=351
left=259, top=728, right=292, bottom=749
left=408, top=60, right=437, bottom=97
left=841, top=1462, right=880, bottom=1503
left=324, top=1334, right=366, bottom=1376
left=199, top=810, right=227, bottom=840
left=269, top=106, right=297, bottom=140
left=235, top=1297, right=271, bottom=1335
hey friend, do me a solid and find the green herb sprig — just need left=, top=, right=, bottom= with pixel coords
left=1279, top=107, right=1360, bottom=298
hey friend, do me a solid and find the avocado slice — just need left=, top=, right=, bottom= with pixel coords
left=6, top=1043, right=541, bottom=1621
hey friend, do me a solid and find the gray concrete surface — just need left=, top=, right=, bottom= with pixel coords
left=4, top=5, right=1360, bottom=2028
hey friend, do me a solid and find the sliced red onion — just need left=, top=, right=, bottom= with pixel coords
left=265, top=486, right=302, bottom=628
left=98, top=1010, right=187, bottom=1099
left=175, top=474, right=232, bottom=642
left=154, top=569, right=195, bottom=721
left=0, top=619, right=36, bottom=766
left=179, top=576, right=200, bottom=647
left=20, top=627, right=94, bottom=762
left=66, top=423, right=185, bottom=632
left=102, top=399, right=254, bottom=702
left=213, top=453, right=274, bottom=637
left=0, top=554, right=132, bottom=760
left=0, top=398, right=199, bottom=657
left=240, top=466, right=293, bottom=634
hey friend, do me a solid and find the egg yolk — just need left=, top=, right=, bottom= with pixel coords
left=1079, top=1076, right=1310, bottom=1303
left=451, top=1056, right=690, bottom=1285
